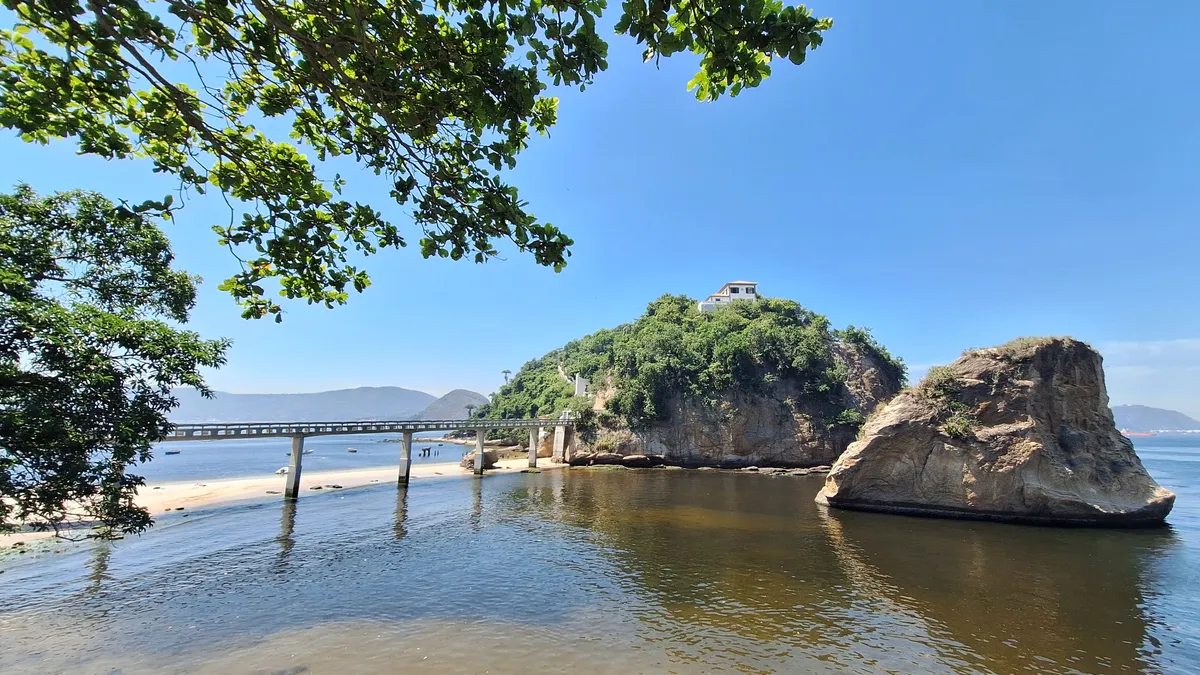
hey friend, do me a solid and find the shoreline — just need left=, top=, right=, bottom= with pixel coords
left=2, top=457, right=563, bottom=546
left=2, top=460, right=829, bottom=548
left=386, top=434, right=519, bottom=449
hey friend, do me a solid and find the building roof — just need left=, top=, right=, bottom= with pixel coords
left=724, top=280, right=758, bottom=286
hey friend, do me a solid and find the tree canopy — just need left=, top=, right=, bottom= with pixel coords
left=0, top=185, right=228, bottom=536
left=474, top=294, right=905, bottom=437
left=0, top=0, right=831, bottom=320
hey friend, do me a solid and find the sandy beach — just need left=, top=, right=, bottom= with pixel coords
left=3, top=457, right=564, bottom=546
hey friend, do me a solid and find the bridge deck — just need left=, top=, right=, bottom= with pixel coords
left=164, top=418, right=569, bottom=442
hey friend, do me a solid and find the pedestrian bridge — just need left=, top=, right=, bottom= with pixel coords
left=163, top=416, right=575, bottom=499
left=166, top=418, right=560, bottom=441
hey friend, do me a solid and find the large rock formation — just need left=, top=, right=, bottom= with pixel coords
left=816, top=338, right=1175, bottom=526
left=582, top=343, right=904, bottom=468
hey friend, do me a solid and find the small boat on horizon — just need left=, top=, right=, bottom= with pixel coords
left=1121, top=429, right=1156, bottom=438
left=164, top=450, right=181, bottom=455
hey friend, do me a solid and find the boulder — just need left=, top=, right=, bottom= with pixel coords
left=569, top=452, right=624, bottom=466
left=459, top=449, right=499, bottom=470
left=816, top=337, right=1175, bottom=526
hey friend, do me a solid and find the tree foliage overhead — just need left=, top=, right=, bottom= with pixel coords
left=0, top=185, right=228, bottom=536
left=475, top=294, right=905, bottom=434
left=0, top=0, right=831, bottom=320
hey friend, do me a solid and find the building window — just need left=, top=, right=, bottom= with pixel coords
left=730, top=287, right=740, bottom=294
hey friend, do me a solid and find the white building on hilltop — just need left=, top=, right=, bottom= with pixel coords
left=698, top=281, right=759, bottom=312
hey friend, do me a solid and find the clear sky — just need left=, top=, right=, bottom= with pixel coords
left=3, top=1, right=1200, bottom=415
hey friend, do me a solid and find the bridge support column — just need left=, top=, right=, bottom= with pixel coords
left=528, top=427, right=539, bottom=468
left=284, top=435, right=304, bottom=499
left=552, top=425, right=566, bottom=463
left=475, top=428, right=487, bottom=475
left=398, top=431, right=414, bottom=486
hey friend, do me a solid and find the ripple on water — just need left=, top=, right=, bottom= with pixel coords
left=1, top=454, right=1198, bottom=674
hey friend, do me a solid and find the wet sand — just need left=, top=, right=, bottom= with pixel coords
left=2, top=457, right=562, bottom=545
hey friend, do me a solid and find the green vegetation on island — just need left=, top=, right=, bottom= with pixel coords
left=474, top=295, right=905, bottom=440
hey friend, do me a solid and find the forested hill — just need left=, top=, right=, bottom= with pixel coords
left=1112, top=405, right=1200, bottom=432
left=170, top=386, right=439, bottom=422
left=473, top=294, right=906, bottom=434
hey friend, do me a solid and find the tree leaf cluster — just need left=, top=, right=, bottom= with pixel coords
left=1, top=0, right=829, bottom=319
left=0, top=185, right=229, bottom=536
left=475, top=294, right=905, bottom=435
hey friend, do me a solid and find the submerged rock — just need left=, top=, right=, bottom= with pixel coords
left=816, top=337, right=1175, bottom=526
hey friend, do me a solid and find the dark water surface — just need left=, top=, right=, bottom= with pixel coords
left=1, top=438, right=1197, bottom=674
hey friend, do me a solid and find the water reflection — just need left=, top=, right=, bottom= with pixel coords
left=528, top=468, right=1183, bottom=674
left=393, top=488, right=408, bottom=541
left=275, top=499, right=297, bottom=567
left=85, top=540, right=114, bottom=596
left=817, top=503, right=1179, bottom=673
left=0, top=466, right=1191, bottom=675
left=470, top=475, right=483, bottom=530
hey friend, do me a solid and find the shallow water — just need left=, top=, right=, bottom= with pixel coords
left=0, top=438, right=1197, bottom=674
left=144, top=434, right=467, bottom=482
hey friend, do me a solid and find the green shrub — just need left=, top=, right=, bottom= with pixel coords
left=834, top=325, right=908, bottom=387
left=918, top=365, right=961, bottom=400
left=834, top=408, right=866, bottom=428
left=942, top=410, right=974, bottom=439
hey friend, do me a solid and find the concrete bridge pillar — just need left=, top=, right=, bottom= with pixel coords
left=284, top=435, right=305, bottom=499
left=528, top=427, right=539, bottom=468
left=552, top=425, right=566, bottom=463
left=475, top=428, right=487, bottom=475
left=398, top=431, right=414, bottom=486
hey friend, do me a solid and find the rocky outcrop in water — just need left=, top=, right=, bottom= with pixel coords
left=583, top=343, right=904, bottom=468
left=460, top=449, right=498, bottom=471
left=816, top=337, right=1175, bottom=526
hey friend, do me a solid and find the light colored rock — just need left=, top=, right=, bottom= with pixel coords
left=817, top=337, right=1175, bottom=526
left=620, top=454, right=653, bottom=468
left=459, top=449, right=499, bottom=470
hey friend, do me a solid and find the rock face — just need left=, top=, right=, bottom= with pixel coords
left=583, top=343, right=904, bottom=468
left=459, top=449, right=499, bottom=470
left=816, top=338, right=1175, bottom=526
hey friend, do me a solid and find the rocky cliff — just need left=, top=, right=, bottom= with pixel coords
left=580, top=342, right=903, bottom=467
left=816, top=337, right=1175, bottom=526
left=475, top=295, right=907, bottom=468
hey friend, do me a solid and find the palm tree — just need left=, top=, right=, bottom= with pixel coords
left=465, top=404, right=477, bottom=418
left=501, top=369, right=512, bottom=383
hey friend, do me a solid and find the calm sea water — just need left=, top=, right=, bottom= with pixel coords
left=0, top=437, right=1197, bottom=674
left=144, top=434, right=469, bottom=482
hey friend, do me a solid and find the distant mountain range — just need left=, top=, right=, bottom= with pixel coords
left=415, top=389, right=490, bottom=420
left=1111, top=405, right=1200, bottom=432
left=170, top=386, right=488, bottom=423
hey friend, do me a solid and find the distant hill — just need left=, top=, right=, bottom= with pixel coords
left=1111, top=405, right=1200, bottom=432
left=170, top=386, right=437, bottom=423
left=416, top=389, right=490, bottom=420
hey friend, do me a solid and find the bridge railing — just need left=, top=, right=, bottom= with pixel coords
left=163, top=417, right=572, bottom=440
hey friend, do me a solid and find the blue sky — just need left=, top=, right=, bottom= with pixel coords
left=3, top=1, right=1200, bottom=415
